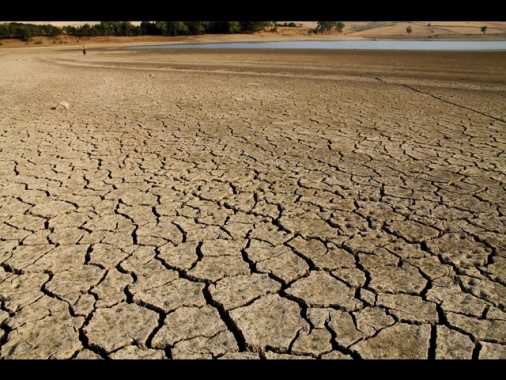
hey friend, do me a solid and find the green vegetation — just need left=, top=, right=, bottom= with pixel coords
left=481, top=26, right=487, bottom=33
left=0, top=22, right=61, bottom=41
left=0, top=21, right=349, bottom=42
left=0, top=21, right=278, bottom=41
left=315, top=21, right=346, bottom=33
left=406, top=26, right=412, bottom=34
left=271, top=21, right=305, bottom=32
left=277, top=22, right=298, bottom=27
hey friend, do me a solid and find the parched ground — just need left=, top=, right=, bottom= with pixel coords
left=0, top=40, right=506, bottom=359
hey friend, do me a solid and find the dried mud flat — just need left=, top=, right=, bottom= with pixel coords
left=1, top=44, right=506, bottom=359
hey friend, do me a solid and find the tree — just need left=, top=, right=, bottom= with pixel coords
left=140, top=21, right=152, bottom=35
left=406, top=26, right=412, bottom=34
left=96, top=21, right=114, bottom=36
left=78, top=23, right=92, bottom=37
left=62, top=25, right=78, bottom=36
left=316, top=21, right=345, bottom=33
left=207, top=21, right=241, bottom=34
left=16, top=23, right=35, bottom=41
left=0, top=22, right=14, bottom=39
left=186, top=21, right=208, bottom=35
left=239, top=21, right=270, bottom=33
left=120, top=21, right=140, bottom=36
left=223, top=21, right=241, bottom=34
left=481, top=26, right=487, bottom=34
left=316, top=21, right=335, bottom=32
left=39, top=24, right=61, bottom=37
left=165, top=21, right=188, bottom=36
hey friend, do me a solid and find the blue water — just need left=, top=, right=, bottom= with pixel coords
left=126, top=40, right=506, bottom=51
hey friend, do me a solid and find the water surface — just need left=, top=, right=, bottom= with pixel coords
left=126, top=40, right=506, bottom=51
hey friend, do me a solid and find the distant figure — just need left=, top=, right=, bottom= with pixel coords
left=82, top=45, right=86, bottom=55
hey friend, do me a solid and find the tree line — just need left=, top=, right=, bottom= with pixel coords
left=0, top=21, right=345, bottom=41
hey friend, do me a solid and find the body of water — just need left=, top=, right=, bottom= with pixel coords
left=126, top=40, right=506, bottom=51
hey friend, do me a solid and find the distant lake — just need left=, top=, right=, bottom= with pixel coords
left=126, top=40, right=506, bottom=51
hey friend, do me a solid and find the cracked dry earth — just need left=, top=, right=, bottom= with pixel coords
left=0, top=46, right=506, bottom=360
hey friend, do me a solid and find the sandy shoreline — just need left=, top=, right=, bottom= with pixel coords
left=1, top=41, right=506, bottom=359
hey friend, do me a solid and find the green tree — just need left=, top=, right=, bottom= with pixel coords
left=316, top=21, right=335, bottom=32
left=140, top=21, right=158, bottom=35
left=62, top=25, right=78, bottom=36
left=165, top=21, right=188, bottom=36
left=316, top=21, right=345, bottom=33
left=119, top=21, right=140, bottom=36
left=39, top=24, right=61, bottom=37
left=481, top=26, right=487, bottom=34
left=78, top=23, right=92, bottom=37
left=16, top=23, right=34, bottom=41
left=95, top=21, right=114, bottom=36
left=207, top=21, right=241, bottom=34
left=0, top=22, right=14, bottom=39
left=154, top=21, right=169, bottom=35
left=239, top=21, right=270, bottom=33
left=224, top=21, right=241, bottom=34
left=186, top=21, right=208, bottom=35
left=406, top=26, right=412, bottom=34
